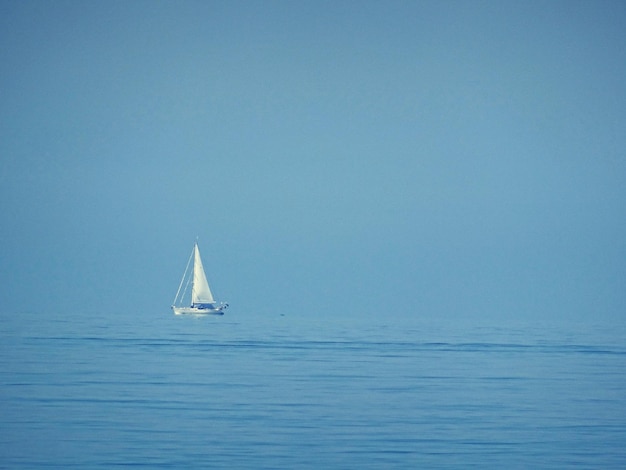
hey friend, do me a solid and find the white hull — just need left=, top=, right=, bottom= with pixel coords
left=172, top=306, right=226, bottom=316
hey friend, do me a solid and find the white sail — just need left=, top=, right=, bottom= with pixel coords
left=191, top=243, right=215, bottom=305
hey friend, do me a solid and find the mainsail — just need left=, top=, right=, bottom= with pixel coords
left=191, top=243, right=215, bottom=306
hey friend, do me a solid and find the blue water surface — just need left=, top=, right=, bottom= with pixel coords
left=1, top=311, right=625, bottom=468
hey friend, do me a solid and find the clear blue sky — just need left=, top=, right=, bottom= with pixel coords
left=1, top=0, right=625, bottom=325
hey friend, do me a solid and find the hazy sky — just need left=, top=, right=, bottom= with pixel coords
left=1, top=1, right=625, bottom=325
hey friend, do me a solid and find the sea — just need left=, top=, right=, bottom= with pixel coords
left=1, top=311, right=625, bottom=469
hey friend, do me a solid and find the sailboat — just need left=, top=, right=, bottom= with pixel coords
left=171, top=240, right=229, bottom=315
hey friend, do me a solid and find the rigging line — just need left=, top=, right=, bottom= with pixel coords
left=172, top=245, right=195, bottom=305
left=182, top=272, right=193, bottom=306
